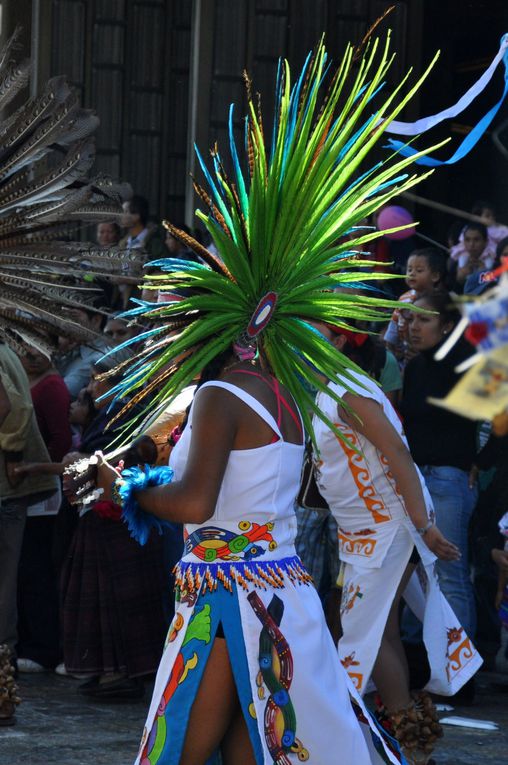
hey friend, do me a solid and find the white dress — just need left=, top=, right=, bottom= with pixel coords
left=313, top=372, right=482, bottom=697
left=134, top=380, right=404, bottom=765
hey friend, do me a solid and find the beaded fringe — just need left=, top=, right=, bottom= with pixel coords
left=174, top=555, right=313, bottom=595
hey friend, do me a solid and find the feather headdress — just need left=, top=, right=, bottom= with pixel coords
left=0, top=29, right=131, bottom=356
left=104, top=34, right=446, bottom=442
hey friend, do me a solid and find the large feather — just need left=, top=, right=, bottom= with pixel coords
left=103, top=33, right=454, bottom=445
left=0, top=37, right=130, bottom=363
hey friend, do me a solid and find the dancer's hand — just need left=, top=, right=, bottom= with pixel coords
left=422, top=526, right=461, bottom=560
left=94, top=451, right=122, bottom=501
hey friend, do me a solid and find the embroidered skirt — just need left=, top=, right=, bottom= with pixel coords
left=338, top=523, right=483, bottom=696
left=134, top=521, right=404, bottom=765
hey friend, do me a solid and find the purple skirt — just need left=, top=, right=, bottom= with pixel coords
left=61, top=510, right=169, bottom=677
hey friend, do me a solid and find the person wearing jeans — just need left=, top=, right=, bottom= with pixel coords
left=401, top=292, right=480, bottom=640
left=419, top=466, right=477, bottom=637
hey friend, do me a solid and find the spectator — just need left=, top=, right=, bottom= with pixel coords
left=464, top=235, right=508, bottom=296
left=96, top=221, right=121, bottom=247
left=471, top=411, right=508, bottom=670
left=451, top=222, right=495, bottom=288
left=55, top=306, right=110, bottom=398
left=455, top=222, right=493, bottom=287
left=471, top=199, right=508, bottom=245
left=384, top=247, right=447, bottom=362
left=115, top=195, right=166, bottom=310
left=120, top=196, right=166, bottom=258
left=401, top=292, right=479, bottom=639
left=16, top=345, right=71, bottom=673
left=59, top=357, right=169, bottom=700
left=103, top=315, right=142, bottom=347
left=0, top=341, right=59, bottom=712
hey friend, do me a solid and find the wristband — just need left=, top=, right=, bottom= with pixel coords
left=117, top=465, right=174, bottom=545
left=416, top=520, right=434, bottom=536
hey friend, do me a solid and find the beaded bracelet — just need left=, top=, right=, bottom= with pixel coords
left=416, top=519, right=435, bottom=537
left=116, top=465, right=175, bottom=545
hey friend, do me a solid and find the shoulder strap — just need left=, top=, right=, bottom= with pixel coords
left=198, top=380, right=283, bottom=439
left=230, top=368, right=303, bottom=435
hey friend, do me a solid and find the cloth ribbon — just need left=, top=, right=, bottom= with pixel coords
left=384, top=34, right=508, bottom=166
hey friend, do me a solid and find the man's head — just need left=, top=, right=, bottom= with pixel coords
left=121, top=195, right=149, bottom=232
left=103, top=316, right=141, bottom=346
left=57, top=306, right=106, bottom=352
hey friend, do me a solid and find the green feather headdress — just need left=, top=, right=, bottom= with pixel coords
left=105, top=34, right=444, bottom=442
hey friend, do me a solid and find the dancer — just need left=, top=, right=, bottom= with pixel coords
left=112, top=352, right=403, bottom=764
left=311, top=323, right=482, bottom=764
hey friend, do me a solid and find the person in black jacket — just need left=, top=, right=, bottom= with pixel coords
left=401, top=292, right=479, bottom=640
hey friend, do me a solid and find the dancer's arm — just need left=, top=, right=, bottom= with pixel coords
left=122, top=387, right=236, bottom=525
left=340, top=393, right=460, bottom=561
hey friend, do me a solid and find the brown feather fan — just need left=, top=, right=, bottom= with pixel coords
left=0, top=28, right=132, bottom=357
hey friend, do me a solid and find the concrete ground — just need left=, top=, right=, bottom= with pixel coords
left=1, top=668, right=507, bottom=764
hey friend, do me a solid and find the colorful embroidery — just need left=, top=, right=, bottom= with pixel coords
left=167, top=612, right=184, bottom=645
left=139, top=605, right=212, bottom=764
left=340, top=582, right=364, bottom=617
left=248, top=592, right=309, bottom=763
left=184, top=521, right=277, bottom=562
left=334, top=423, right=392, bottom=524
left=446, top=626, right=476, bottom=682
left=174, top=556, right=313, bottom=596
left=340, top=652, right=364, bottom=692
left=338, top=527, right=377, bottom=558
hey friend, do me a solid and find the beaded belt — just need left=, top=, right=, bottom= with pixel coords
left=175, top=520, right=312, bottom=596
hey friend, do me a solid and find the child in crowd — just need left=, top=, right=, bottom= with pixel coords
left=464, top=235, right=508, bottom=296
left=454, top=222, right=493, bottom=287
left=384, top=247, right=447, bottom=362
left=473, top=200, right=508, bottom=246
left=449, top=219, right=495, bottom=284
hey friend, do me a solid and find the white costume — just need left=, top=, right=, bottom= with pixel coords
left=313, top=372, right=482, bottom=697
left=135, top=381, right=404, bottom=765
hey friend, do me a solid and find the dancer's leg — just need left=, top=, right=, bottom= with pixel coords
left=179, top=637, right=256, bottom=765
left=221, top=705, right=257, bottom=765
left=371, top=560, right=416, bottom=712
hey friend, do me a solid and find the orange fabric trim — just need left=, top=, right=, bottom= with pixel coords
left=334, top=423, right=391, bottom=524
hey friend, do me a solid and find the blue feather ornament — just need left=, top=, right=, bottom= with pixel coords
left=118, top=465, right=175, bottom=545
